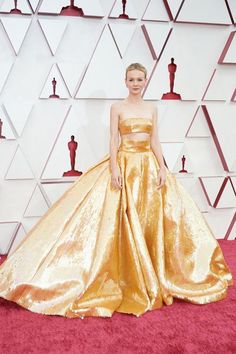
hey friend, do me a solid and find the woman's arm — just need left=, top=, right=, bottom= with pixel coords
left=109, top=103, right=122, bottom=189
left=150, top=105, right=165, bottom=169
left=109, top=103, right=119, bottom=170
left=150, top=105, right=167, bottom=189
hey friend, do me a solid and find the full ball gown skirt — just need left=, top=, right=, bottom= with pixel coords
left=0, top=119, right=233, bottom=318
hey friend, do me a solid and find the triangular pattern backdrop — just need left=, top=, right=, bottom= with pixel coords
left=0, top=0, right=235, bottom=254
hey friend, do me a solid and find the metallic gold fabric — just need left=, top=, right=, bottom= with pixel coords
left=0, top=118, right=233, bottom=318
left=119, top=117, right=153, bottom=134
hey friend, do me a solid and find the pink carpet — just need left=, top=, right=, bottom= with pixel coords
left=0, top=239, right=235, bottom=354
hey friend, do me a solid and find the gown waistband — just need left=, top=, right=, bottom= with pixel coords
left=118, top=139, right=151, bottom=152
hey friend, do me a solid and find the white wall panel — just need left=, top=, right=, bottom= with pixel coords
left=177, top=0, right=231, bottom=24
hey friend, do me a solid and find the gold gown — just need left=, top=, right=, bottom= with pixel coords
left=0, top=118, right=233, bottom=318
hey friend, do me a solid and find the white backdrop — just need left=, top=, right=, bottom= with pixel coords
left=0, top=0, right=235, bottom=254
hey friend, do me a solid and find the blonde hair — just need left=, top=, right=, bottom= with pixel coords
left=125, top=63, right=147, bottom=79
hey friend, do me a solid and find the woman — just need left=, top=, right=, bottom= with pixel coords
left=110, top=66, right=166, bottom=192
left=0, top=63, right=233, bottom=318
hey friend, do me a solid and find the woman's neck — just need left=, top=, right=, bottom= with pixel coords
left=125, top=95, right=143, bottom=104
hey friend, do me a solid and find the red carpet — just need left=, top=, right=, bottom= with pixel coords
left=0, top=239, right=235, bottom=354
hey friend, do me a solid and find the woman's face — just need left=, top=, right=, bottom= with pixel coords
left=125, top=69, right=147, bottom=95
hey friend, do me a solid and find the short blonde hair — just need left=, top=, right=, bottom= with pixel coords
left=125, top=63, right=147, bottom=79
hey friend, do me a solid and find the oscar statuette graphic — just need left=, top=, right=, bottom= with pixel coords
left=179, top=155, right=188, bottom=173
left=49, top=77, right=60, bottom=98
left=10, top=0, right=22, bottom=14
left=0, top=119, right=6, bottom=139
left=162, top=58, right=182, bottom=100
left=60, top=0, right=84, bottom=17
left=119, top=0, right=129, bottom=19
left=63, top=135, right=82, bottom=177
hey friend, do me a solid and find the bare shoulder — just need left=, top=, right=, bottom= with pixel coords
left=110, top=100, right=126, bottom=120
left=110, top=101, right=122, bottom=117
left=110, top=101, right=123, bottom=110
left=147, top=101, right=156, bottom=110
left=144, top=100, right=157, bottom=115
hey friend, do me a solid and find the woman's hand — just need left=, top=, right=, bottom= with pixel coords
left=157, top=166, right=166, bottom=190
left=111, top=166, right=122, bottom=190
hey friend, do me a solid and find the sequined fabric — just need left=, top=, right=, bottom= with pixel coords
left=0, top=118, right=233, bottom=318
left=119, top=117, right=153, bottom=135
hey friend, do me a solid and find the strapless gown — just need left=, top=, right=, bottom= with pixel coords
left=0, top=118, right=233, bottom=318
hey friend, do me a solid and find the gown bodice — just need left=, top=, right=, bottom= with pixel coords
left=118, top=117, right=153, bottom=135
